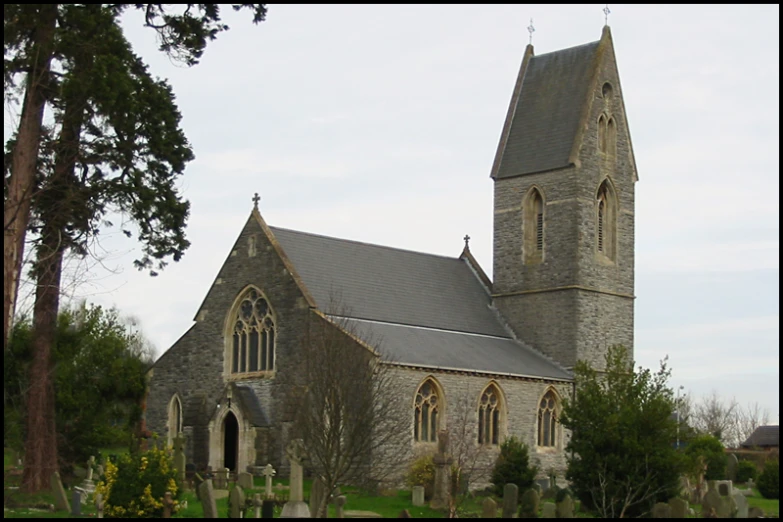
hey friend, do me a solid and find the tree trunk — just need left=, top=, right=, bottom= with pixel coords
left=4, top=4, right=58, bottom=351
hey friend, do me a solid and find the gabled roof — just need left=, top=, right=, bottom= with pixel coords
left=492, top=39, right=600, bottom=179
left=233, top=383, right=271, bottom=427
left=741, top=425, right=779, bottom=448
left=270, top=226, right=508, bottom=338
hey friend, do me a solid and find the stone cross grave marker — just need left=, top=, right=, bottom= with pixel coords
left=430, top=430, right=453, bottom=510
left=230, top=485, right=246, bottom=519
left=199, top=479, right=218, bottom=518
left=335, top=495, right=347, bottom=519
left=412, top=486, right=425, bottom=507
left=502, top=483, right=518, bottom=518
left=280, top=439, right=310, bottom=518
left=482, top=497, right=497, bottom=518
left=51, top=471, right=70, bottom=512
left=262, top=464, right=276, bottom=498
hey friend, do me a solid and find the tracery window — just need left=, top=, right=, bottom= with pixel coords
left=478, top=384, right=503, bottom=445
left=414, top=379, right=441, bottom=443
left=537, top=390, right=558, bottom=447
left=231, top=289, right=276, bottom=374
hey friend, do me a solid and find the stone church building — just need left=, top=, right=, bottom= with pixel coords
left=146, top=26, right=637, bottom=482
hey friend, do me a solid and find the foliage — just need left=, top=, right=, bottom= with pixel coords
left=736, top=459, right=759, bottom=484
left=4, top=302, right=150, bottom=466
left=406, top=454, right=435, bottom=500
left=559, top=345, right=685, bottom=518
left=684, top=434, right=726, bottom=481
left=490, top=436, right=537, bottom=497
left=757, top=459, right=779, bottom=500
left=95, top=443, right=181, bottom=518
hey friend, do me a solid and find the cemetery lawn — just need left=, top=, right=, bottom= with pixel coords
left=747, top=490, right=779, bottom=516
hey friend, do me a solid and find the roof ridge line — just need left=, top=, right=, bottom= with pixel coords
left=325, top=313, right=513, bottom=340
left=533, top=38, right=600, bottom=59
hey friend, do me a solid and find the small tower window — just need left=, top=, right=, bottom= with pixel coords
left=602, top=81, right=613, bottom=99
left=597, top=199, right=605, bottom=253
left=596, top=179, right=617, bottom=262
left=523, top=187, right=545, bottom=264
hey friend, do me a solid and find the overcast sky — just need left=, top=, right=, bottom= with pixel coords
left=9, top=5, right=780, bottom=423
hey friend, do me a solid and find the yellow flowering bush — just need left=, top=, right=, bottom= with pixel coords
left=95, top=445, right=181, bottom=518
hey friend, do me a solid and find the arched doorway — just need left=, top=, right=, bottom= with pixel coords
left=223, top=411, right=239, bottom=471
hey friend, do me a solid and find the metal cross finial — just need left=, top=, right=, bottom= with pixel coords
left=463, top=234, right=471, bottom=249
left=603, top=4, right=611, bottom=26
left=527, top=18, right=535, bottom=45
left=252, top=192, right=260, bottom=208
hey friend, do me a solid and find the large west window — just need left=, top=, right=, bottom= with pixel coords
left=230, top=288, right=276, bottom=374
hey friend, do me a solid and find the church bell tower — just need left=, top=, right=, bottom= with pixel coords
left=490, top=26, right=638, bottom=370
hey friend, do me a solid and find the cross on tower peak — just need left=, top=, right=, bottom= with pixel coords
left=527, top=18, right=535, bottom=45
left=463, top=234, right=471, bottom=249
left=252, top=192, right=260, bottom=209
left=603, top=4, right=611, bottom=26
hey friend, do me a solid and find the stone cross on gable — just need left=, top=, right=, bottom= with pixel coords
left=603, top=4, right=611, bottom=25
left=527, top=18, right=535, bottom=45
left=463, top=234, right=470, bottom=249
left=252, top=192, right=260, bottom=208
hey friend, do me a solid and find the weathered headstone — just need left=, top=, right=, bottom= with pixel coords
left=555, top=492, right=574, bottom=518
left=309, top=476, right=327, bottom=518
left=701, top=488, right=721, bottom=518
left=335, top=495, right=347, bottom=519
left=668, top=497, right=688, bottom=519
left=482, top=497, right=498, bottom=518
left=262, top=464, right=276, bottom=498
left=51, top=471, right=70, bottom=512
left=502, top=483, right=519, bottom=518
left=262, top=499, right=275, bottom=519
left=215, top=468, right=230, bottom=490
left=748, top=506, right=764, bottom=518
left=238, top=471, right=254, bottom=490
left=398, top=510, right=411, bottom=518
left=173, top=433, right=187, bottom=487
left=716, top=494, right=737, bottom=518
left=430, top=430, right=453, bottom=510
left=716, top=480, right=733, bottom=497
left=746, top=478, right=755, bottom=489
left=253, top=493, right=262, bottom=518
left=96, top=492, right=105, bottom=519
left=541, top=502, right=556, bottom=518
left=732, top=491, right=748, bottom=519
left=199, top=479, right=219, bottom=518
left=412, top=486, right=425, bottom=507
left=519, top=488, right=540, bottom=518
left=726, top=453, right=739, bottom=482
left=536, top=478, right=549, bottom=494
left=230, top=485, right=246, bottom=518
left=280, top=439, right=309, bottom=518
left=651, top=502, right=671, bottom=518
left=71, top=490, right=82, bottom=516
left=163, top=491, right=175, bottom=518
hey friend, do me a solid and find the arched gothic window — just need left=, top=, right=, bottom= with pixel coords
left=230, top=288, right=276, bottom=374
left=523, top=188, right=545, bottom=264
left=607, top=117, right=617, bottom=156
left=414, top=379, right=441, bottom=443
left=537, top=390, right=558, bottom=447
left=596, top=179, right=617, bottom=261
left=478, top=383, right=504, bottom=445
left=598, top=114, right=607, bottom=153
left=168, top=395, right=182, bottom=446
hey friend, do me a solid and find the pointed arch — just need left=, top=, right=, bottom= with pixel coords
left=167, top=394, right=183, bottom=447
left=596, top=177, right=618, bottom=262
left=477, top=381, right=507, bottom=446
left=522, top=186, right=545, bottom=265
left=413, top=376, right=445, bottom=443
left=598, top=113, right=608, bottom=153
left=224, top=285, right=277, bottom=377
left=537, top=387, right=561, bottom=448
left=607, top=117, right=617, bottom=157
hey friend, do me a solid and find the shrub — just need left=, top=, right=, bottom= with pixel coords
left=405, top=454, right=435, bottom=500
left=684, top=434, right=726, bottom=480
left=95, top=444, right=181, bottom=518
left=757, top=460, right=779, bottom=500
left=490, top=436, right=538, bottom=497
left=736, top=460, right=758, bottom=484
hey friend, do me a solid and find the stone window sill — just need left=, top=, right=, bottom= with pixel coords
left=227, top=370, right=276, bottom=381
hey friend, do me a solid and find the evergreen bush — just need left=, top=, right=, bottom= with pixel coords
left=490, top=436, right=538, bottom=497
left=735, top=460, right=758, bottom=484
left=757, top=459, right=779, bottom=500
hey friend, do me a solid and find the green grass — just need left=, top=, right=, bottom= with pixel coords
left=747, top=489, right=779, bottom=516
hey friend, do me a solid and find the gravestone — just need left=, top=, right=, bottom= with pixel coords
left=398, top=510, right=411, bottom=518
left=541, top=503, right=556, bottom=518
left=519, top=488, right=540, bottom=518
left=71, top=490, right=82, bottom=516
left=262, top=464, right=276, bottom=498
left=412, top=486, right=425, bottom=507
left=51, top=471, right=70, bottom=512
left=253, top=493, right=262, bottom=518
left=716, top=494, right=737, bottom=518
left=430, top=430, right=453, bottom=510
left=555, top=492, right=574, bottom=518
left=229, top=485, right=246, bottom=518
left=173, top=433, right=187, bottom=487
left=536, top=478, right=550, bottom=493
left=81, top=456, right=97, bottom=494
left=668, top=497, right=688, bottom=519
left=262, top=499, right=275, bottom=518
left=716, top=480, right=733, bottom=497
left=309, top=476, right=327, bottom=518
left=746, top=478, right=755, bottom=489
left=748, top=506, right=764, bottom=518
left=651, top=502, right=670, bottom=518
left=732, top=491, right=748, bottom=519
left=482, top=497, right=498, bottom=518
left=163, top=491, right=175, bottom=518
left=335, top=495, right=347, bottom=519
left=198, top=479, right=218, bottom=518
left=96, top=492, right=105, bottom=518
left=701, top=488, right=721, bottom=518
left=238, top=471, right=254, bottom=490
left=726, top=453, right=739, bottom=482
left=215, top=468, right=230, bottom=490
left=502, top=483, right=518, bottom=518
left=280, top=439, right=309, bottom=518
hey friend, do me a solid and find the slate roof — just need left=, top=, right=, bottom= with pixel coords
left=270, top=227, right=508, bottom=337
left=269, top=225, right=571, bottom=381
left=494, top=40, right=600, bottom=179
left=741, top=425, right=779, bottom=448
